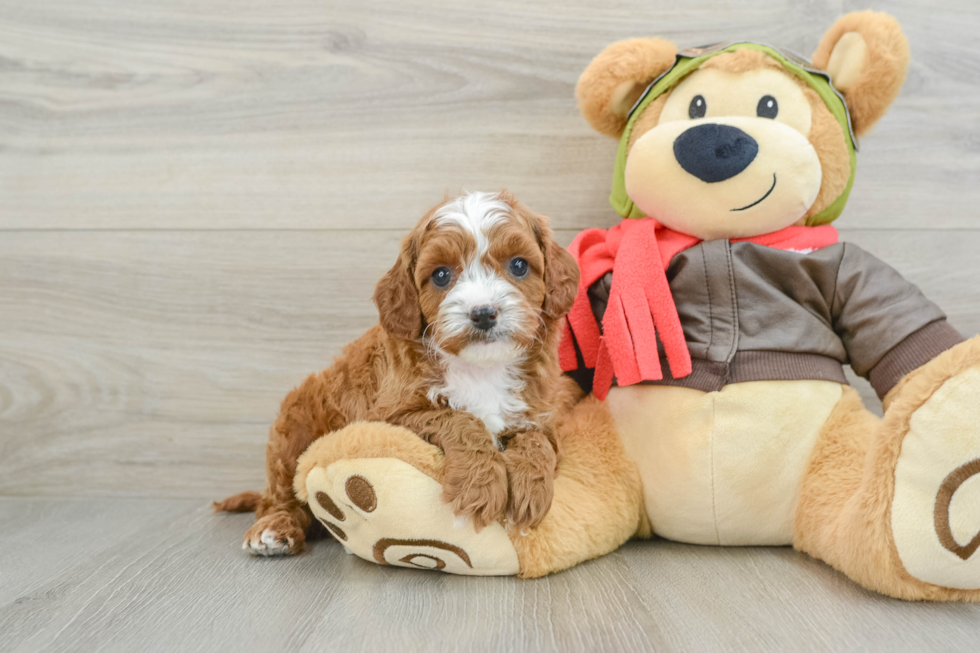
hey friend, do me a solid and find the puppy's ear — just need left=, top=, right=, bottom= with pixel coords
left=543, top=237, right=580, bottom=319
left=373, top=233, right=423, bottom=341
left=811, top=11, right=910, bottom=137
left=576, top=38, right=677, bottom=138
left=514, top=203, right=579, bottom=319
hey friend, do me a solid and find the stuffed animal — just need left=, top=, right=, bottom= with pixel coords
left=292, top=11, right=980, bottom=601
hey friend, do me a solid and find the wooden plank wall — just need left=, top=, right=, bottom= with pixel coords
left=2, top=0, right=979, bottom=499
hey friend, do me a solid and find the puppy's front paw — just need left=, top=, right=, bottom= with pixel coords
left=506, top=464, right=554, bottom=532
left=243, top=511, right=306, bottom=556
left=503, top=431, right=558, bottom=531
left=440, top=449, right=508, bottom=532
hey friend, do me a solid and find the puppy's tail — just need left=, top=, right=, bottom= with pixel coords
left=213, top=490, right=262, bottom=513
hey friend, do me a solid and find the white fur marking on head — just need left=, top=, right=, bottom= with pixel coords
left=432, top=192, right=529, bottom=343
left=433, top=191, right=511, bottom=259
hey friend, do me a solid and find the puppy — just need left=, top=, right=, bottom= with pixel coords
left=216, top=191, right=581, bottom=555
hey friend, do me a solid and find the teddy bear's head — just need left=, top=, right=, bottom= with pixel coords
left=576, top=11, right=910, bottom=240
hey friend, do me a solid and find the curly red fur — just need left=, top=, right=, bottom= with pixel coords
left=217, top=191, right=581, bottom=551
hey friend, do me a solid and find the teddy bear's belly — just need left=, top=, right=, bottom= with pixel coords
left=607, top=380, right=844, bottom=546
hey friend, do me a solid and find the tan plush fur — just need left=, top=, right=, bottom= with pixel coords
left=795, top=337, right=980, bottom=602
left=699, top=48, right=783, bottom=75
left=216, top=191, right=581, bottom=552
left=811, top=11, right=910, bottom=137
left=625, top=95, right=667, bottom=153
left=576, top=38, right=677, bottom=138
left=801, top=84, right=851, bottom=220
left=510, top=395, right=649, bottom=578
left=293, top=421, right=444, bottom=505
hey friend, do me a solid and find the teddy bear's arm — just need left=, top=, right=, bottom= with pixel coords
left=831, top=243, right=964, bottom=399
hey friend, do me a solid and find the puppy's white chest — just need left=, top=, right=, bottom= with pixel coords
left=430, top=358, right=529, bottom=441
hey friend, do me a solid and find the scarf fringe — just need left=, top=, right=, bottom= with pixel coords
left=560, top=219, right=838, bottom=400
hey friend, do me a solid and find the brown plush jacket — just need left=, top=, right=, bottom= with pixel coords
left=577, top=240, right=963, bottom=399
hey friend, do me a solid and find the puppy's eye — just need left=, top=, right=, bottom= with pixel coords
left=431, top=266, right=452, bottom=288
left=509, top=257, right=529, bottom=278
left=688, top=95, right=706, bottom=119
left=757, top=95, right=778, bottom=119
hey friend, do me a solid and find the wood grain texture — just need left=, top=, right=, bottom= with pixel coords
left=2, top=0, right=980, bottom=649
left=1, top=498, right=978, bottom=653
left=1, top=0, right=978, bottom=231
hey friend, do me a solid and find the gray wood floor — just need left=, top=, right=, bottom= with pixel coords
left=1, top=0, right=979, bottom=651
left=4, top=498, right=980, bottom=653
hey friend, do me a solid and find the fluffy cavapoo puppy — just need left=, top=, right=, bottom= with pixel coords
left=217, top=191, right=581, bottom=555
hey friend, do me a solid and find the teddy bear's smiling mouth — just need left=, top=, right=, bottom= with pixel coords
left=731, top=173, right=777, bottom=212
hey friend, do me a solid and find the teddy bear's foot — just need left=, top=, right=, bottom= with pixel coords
left=305, top=457, right=520, bottom=575
left=293, top=397, right=647, bottom=579
left=891, top=366, right=980, bottom=590
left=295, top=422, right=520, bottom=576
left=796, top=338, right=980, bottom=601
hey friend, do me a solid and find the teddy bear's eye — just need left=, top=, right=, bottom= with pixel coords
left=688, top=95, right=707, bottom=119
left=757, top=95, right=779, bottom=119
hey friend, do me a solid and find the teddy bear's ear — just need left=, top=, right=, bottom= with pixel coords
left=576, top=38, right=678, bottom=138
left=811, top=11, right=910, bottom=137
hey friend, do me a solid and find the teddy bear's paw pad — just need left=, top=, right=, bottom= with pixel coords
left=892, top=367, right=980, bottom=590
left=305, top=457, right=520, bottom=576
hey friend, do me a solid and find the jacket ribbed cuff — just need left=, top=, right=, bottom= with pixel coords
left=868, top=320, right=964, bottom=400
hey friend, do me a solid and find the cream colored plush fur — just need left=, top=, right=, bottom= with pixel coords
left=607, top=380, right=843, bottom=546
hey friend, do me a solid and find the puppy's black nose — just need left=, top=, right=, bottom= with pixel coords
left=470, top=305, right=498, bottom=331
left=673, top=124, right=759, bottom=183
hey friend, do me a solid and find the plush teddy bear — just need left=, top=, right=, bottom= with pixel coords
left=292, top=11, right=979, bottom=601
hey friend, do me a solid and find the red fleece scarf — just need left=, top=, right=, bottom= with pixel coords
left=559, top=218, right=839, bottom=399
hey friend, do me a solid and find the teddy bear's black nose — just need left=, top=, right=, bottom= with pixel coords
left=673, top=124, right=759, bottom=183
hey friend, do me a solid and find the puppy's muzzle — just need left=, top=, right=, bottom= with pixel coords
left=469, top=305, right=498, bottom=332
